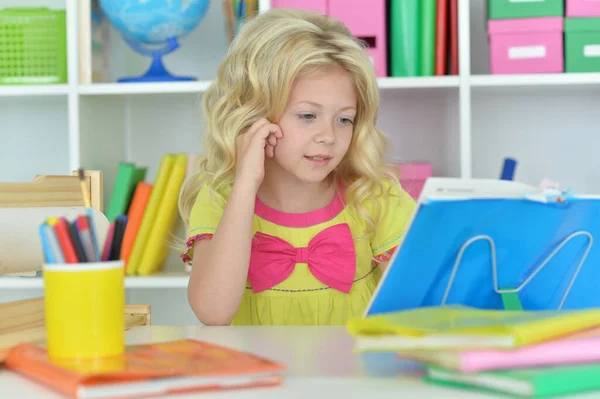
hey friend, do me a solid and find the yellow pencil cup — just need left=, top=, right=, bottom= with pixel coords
left=43, top=261, right=125, bottom=361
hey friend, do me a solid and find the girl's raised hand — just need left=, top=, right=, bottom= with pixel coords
left=235, top=118, right=283, bottom=192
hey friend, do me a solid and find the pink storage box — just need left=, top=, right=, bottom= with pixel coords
left=566, top=0, right=600, bottom=17
left=488, top=17, right=564, bottom=74
left=328, top=0, right=387, bottom=77
left=393, top=163, right=432, bottom=200
left=271, top=0, right=327, bottom=14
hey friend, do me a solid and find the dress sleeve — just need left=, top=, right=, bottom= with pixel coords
left=180, top=183, right=226, bottom=265
left=370, top=177, right=416, bottom=264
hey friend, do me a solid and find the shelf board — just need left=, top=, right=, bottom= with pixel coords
left=0, top=271, right=190, bottom=289
left=78, top=76, right=458, bottom=96
left=377, top=76, right=459, bottom=89
left=0, top=84, right=69, bottom=97
left=470, top=73, right=600, bottom=88
left=78, top=81, right=213, bottom=95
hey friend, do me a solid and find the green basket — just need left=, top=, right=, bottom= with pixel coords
left=0, top=7, right=67, bottom=85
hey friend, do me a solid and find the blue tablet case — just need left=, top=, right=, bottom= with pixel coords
left=365, top=178, right=599, bottom=316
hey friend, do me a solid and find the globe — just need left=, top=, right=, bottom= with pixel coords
left=98, top=0, right=211, bottom=82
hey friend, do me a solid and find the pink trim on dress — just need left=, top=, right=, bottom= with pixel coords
left=180, top=233, right=214, bottom=264
left=254, top=188, right=346, bottom=228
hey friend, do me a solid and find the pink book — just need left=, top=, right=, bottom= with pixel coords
left=400, top=327, right=600, bottom=373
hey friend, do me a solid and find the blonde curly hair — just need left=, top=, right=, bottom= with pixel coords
left=179, top=8, right=400, bottom=239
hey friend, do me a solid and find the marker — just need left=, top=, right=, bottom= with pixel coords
left=76, top=215, right=97, bottom=262
left=500, top=157, right=517, bottom=181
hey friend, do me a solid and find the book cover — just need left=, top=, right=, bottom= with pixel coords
left=389, top=0, right=421, bottom=77
left=120, top=182, right=153, bottom=264
left=105, top=163, right=147, bottom=222
left=448, top=0, right=459, bottom=75
left=420, top=0, right=437, bottom=76
left=426, top=363, right=600, bottom=398
left=400, top=328, right=600, bottom=373
left=5, top=339, right=285, bottom=399
left=435, top=0, right=448, bottom=76
left=125, top=155, right=174, bottom=275
left=137, top=154, right=188, bottom=276
left=347, top=305, right=600, bottom=352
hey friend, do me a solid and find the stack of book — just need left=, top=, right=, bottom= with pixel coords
left=103, top=153, right=199, bottom=276
left=347, top=305, right=600, bottom=397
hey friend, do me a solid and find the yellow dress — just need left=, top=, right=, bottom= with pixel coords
left=181, top=177, right=416, bottom=325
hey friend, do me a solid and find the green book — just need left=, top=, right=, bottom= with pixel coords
left=425, top=363, right=600, bottom=398
left=105, top=162, right=147, bottom=222
left=389, top=0, right=420, bottom=77
left=420, top=0, right=437, bottom=77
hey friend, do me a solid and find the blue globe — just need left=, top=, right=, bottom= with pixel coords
left=98, top=0, right=211, bottom=82
left=99, top=0, right=210, bottom=45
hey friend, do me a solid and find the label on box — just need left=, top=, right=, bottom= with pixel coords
left=584, top=45, right=600, bottom=58
left=508, top=45, right=546, bottom=59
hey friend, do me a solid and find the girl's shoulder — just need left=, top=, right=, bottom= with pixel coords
left=358, top=174, right=415, bottom=213
left=193, top=174, right=233, bottom=202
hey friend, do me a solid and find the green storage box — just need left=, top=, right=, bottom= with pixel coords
left=565, top=18, right=600, bottom=73
left=487, top=0, right=564, bottom=20
left=0, top=8, right=67, bottom=85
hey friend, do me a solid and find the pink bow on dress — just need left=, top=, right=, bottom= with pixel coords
left=248, top=223, right=357, bottom=293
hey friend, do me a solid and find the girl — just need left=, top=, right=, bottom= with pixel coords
left=179, top=8, right=415, bottom=326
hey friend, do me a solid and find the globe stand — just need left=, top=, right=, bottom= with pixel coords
left=118, top=37, right=196, bottom=83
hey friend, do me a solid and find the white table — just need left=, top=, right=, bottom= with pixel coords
left=1, top=326, right=598, bottom=398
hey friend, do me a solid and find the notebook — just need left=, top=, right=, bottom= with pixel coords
left=125, top=154, right=174, bottom=275
left=5, top=339, right=285, bottom=399
left=425, top=363, right=600, bottom=398
left=399, top=327, right=600, bottom=373
left=365, top=177, right=600, bottom=317
left=389, top=0, right=420, bottom=77
left=347, top=305, right=600, bottom=352
left=136, top=153, right=188, bottom=276
left=105, top=162, right=147, bottom=222
left=120, top=182, right=152, bottom=264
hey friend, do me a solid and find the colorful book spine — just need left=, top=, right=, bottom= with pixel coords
left=449, top=0, right=459, bottom=75
left=389, top=0, right=421, bottom=77
left=435, top=0, right=448, bottom=76
left=420, top=0, right=437, bottom=76
left=125, top=155, right=175, bottom=275
left=137, top=154, right=188, bottom=276
left=120, top=182, right=153, bottom=265
left=105, top=162, right=147, bottom=222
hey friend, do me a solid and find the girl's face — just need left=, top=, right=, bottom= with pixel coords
left=268, top=65, right=357, bottom=184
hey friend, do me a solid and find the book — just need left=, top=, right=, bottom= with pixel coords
left=347, top=305, right=600, bottom=352
left=105, top=162, right=147, bottom=222
left=5, top=339, right=285, bottom=399
left=363, top=177, right=600, bottom=317
left=137, top=153, right=188, bottom=276
left=434, top=0, right=448, bottom=76
left=399, top=327, right=600, bottom=373
left=420, top=0, right=437, bottom=76
left=425, top=363, right=600, bottom=398
left=120, top=182, right=152, bottom=264
left=448, top=0, right=458, bottom=75
left=125, top=154, right=174, bottom=275
left=389, top=0, right=420, bottom=77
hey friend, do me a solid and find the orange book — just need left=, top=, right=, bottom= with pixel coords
left=435, top=0, right=448, bottom=76
left=5, top=339, right=285, bottom=398
left=120, top=182, right=153, bottom=263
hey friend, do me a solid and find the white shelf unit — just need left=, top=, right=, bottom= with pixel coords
left=1, top=0, right=599, bottom=325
